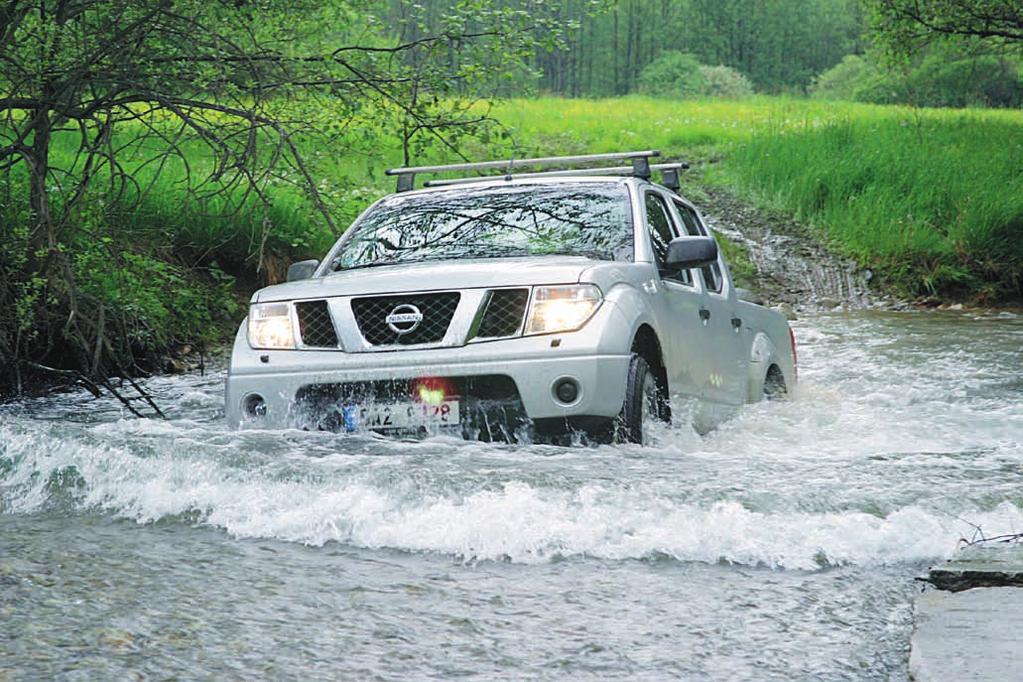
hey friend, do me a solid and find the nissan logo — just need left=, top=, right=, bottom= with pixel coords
left=385, top=304, right=423, bottom=335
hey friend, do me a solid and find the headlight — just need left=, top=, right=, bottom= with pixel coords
left=525, top=285, right=602, bottom=335
left=247, top=302, right=296, bottom=349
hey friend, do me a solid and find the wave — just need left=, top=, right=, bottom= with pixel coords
left=3, top=419, right=1018, bottom=570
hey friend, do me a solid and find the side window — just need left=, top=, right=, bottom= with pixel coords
left=645, top=193, right=691, bottom=284
left=674, top=200, right=723, bottom=294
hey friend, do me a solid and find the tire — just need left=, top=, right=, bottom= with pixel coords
left=616, top=354, right=663, bottom=445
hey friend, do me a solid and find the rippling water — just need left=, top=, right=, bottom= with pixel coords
left=2, top=310, right=1022, bottom=679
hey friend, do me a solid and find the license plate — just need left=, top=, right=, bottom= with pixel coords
left=340, top=401, right=460, bottom=431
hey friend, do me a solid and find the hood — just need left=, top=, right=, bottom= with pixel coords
left=254, top=257, right=597, bottom=302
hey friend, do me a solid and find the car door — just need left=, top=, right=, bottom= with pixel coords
left=672, top=199, right=748, bottom=406
left=641, top=190, right=706, bottom=401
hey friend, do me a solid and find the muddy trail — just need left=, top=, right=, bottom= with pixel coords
left=696, top=184, right=882, bottom=311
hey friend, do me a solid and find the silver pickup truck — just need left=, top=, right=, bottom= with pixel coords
left=225, top=151, right=796, bottom=444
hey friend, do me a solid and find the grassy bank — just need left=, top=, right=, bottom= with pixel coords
left=492, top=96, right=1023, bottom=301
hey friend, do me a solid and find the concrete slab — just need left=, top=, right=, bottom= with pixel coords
left=910, top=586, right=1023, bottom=682
left=928, top=543, right=1023, bottom=591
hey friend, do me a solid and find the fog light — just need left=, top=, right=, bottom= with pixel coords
left=243, top=393, right=268, bottom=418
left=554, top=378, right=580, bottom=405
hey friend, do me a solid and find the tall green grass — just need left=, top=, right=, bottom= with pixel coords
left=728, top=114, right=1023, bottom=298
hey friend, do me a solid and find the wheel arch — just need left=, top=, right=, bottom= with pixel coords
left=747, top=331, right=780, bottom=402
left=631, top=323, right=671, bottom=421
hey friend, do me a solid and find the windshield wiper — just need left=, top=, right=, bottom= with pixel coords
left=547, top=249, right=611, bottom=260
left=337, top=261, right=408, bottom=272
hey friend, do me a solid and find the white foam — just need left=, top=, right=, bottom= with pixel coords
left=2, top=420, right=1018, bottom=569
left=3, top=310, right=1021, bottom=570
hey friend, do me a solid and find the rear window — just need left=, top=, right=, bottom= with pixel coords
left=330, top=182, right=634, bottom=271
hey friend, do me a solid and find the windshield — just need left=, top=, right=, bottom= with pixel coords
left=329, top=182, right=633, bottom=271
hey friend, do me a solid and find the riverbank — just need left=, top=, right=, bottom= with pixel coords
left=1, top=96, right=1020, bottom=392
left=491, top=97, right=1023, bottom=305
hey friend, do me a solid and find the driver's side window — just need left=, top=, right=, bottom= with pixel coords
left=644, top=193, right=692, bottom=285
left=674, top=199, right=722, bottom=293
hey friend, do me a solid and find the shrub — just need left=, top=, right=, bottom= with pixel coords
left=637, top=53, right=755, bottom=99
left=812, top=51, right=1023, bottom=108
left=698, top=65, right=754, bottom=98
left=811, top=55, right=880, bottom=101
left=879, top=53, right=1023, bottom=108
left=636, top=52, right=706, bottom=97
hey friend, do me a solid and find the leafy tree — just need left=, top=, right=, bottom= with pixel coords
left=637, top=54, right=756, bottom=98
left=861, top=51, right=1023, bottom=107
left=526, top=0, right=863, bottom=95
left=864, top=0, right=1023, bottom=54
left=0, top=0, right=553, bottom=398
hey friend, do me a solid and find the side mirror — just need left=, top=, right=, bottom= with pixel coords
left=287, top=259, right=320, bottom=282
left=666, top=236, right=718, bottom=269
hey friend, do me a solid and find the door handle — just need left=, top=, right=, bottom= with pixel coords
left=699, top=308, right=711, bottom=323
left=731, top=317, right=742, bottom=330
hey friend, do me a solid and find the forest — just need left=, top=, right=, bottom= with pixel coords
left=388, top=0, right=1022, bottom=106
left=0, top=0, right=1021, bottom=395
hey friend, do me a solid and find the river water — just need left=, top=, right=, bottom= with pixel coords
left=2, top=310, right=1021, bottom=680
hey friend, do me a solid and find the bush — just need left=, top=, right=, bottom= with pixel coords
left=811, top=55, right=880, bottom=101
left=697, top=65, right=754, bottom=98
left=812, top=51, right=1023, bottom=108
left=636, top=52, right=706, bottom=97
left=637, top=53, right=755, bottom=99
left=871, top=53, right=1023, bottom=108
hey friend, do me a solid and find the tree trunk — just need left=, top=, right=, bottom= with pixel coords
left=27, top=109, right=54, bottom=252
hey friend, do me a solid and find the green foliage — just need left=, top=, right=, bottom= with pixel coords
left=813, top=49, right=1023, bottom=108
left=727, top=113, right=1023, bottom=299
left=697, top=65, right=755, bottom=98
left=72, top=246, right=238, bottom=350
left=529, top=0, right=863, bottom=95
left=811, top=55, right=879, bottom=100
left=636, top=53, right=707, bottom=97
left=866, top=52, right=1023, bottom=107
left=0, top=0, right=556, bottom=388
left=863, top=0, right=1023, bottom=56
left=635, top=55, right=754, bottom=100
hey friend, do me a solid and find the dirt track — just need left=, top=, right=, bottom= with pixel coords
left=696, top=184, right=886, bottom=311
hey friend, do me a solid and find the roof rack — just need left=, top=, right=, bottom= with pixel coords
left=422, top=163, right=689, bottom=192
left=385, top=150, right=687, bottom=193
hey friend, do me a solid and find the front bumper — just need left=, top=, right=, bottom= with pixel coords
left=225, top=329, right=631, bottom=430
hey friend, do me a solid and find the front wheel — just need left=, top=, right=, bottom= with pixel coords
left=617, top=354, right=665, bottom=444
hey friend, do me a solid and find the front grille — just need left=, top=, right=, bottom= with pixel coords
left=295, top=300, right=339, bottom=348
left=351, top=292, right=460, bottom=346
left=476, top=288, right=529, bottom=339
